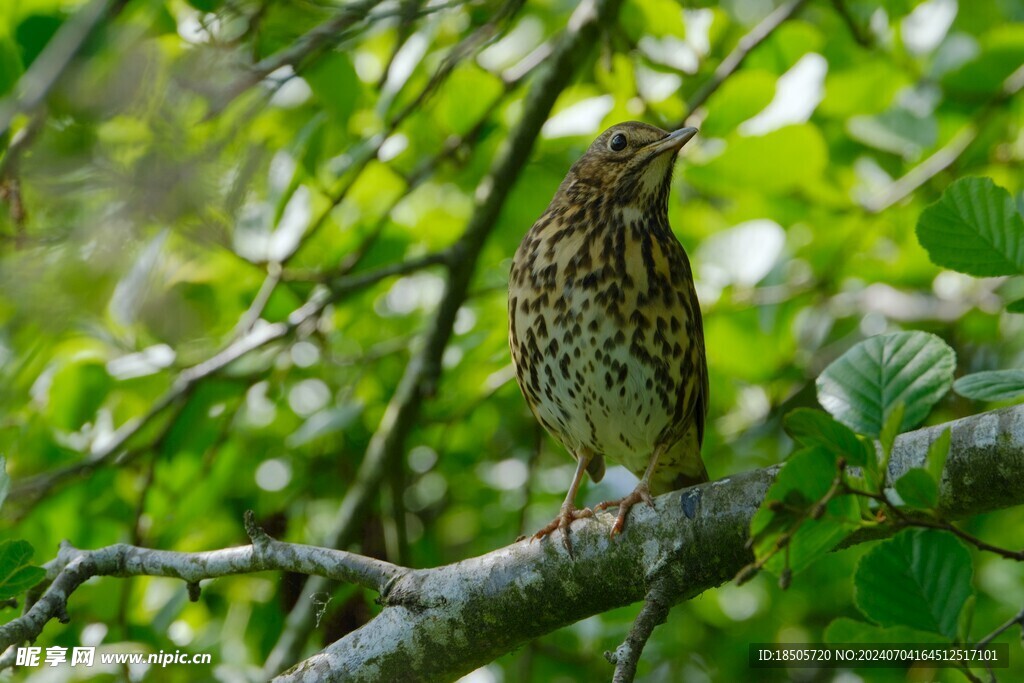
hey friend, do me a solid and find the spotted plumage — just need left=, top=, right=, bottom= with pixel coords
left=509, top=122, right=708, bottom=551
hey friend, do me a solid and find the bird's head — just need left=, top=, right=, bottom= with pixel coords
left=559, top=122, right=697, bottom=210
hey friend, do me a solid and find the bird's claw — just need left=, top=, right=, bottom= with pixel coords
left=595, top=483, right=655, bottom=537
left=532, top=504, right=593, bottom=558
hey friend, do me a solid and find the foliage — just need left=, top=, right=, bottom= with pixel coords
left=1, top=0, right=1023, bottom=681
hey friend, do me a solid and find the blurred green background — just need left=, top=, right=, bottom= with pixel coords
left=1, top=0, right=1023, bottom=680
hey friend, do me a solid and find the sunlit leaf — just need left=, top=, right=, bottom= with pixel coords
left=916, top=177, right=1024, bottom=277
left=953, top=369, right=1024, bottom=401
left=686, top=124, right=828, bottom=194
left=816, top=332, right=956, bottom=437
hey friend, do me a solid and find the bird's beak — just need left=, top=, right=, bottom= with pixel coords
left=651, top=127, right=698, bottom=155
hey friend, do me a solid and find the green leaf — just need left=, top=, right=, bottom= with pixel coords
left=432, top=64, right=504, bottom=136
left=878, top=402, right=905, bottom=486
left=0, top=540, right=47, bottom=600
left=686, top=124, right=828, bottom=194
left=925, top=428, right=951, bottom=484
left=700, top=70, right=777, bottom=138
left=942, top=25, right=1024, bottom=96
left=816, top=332, right=956, bottom=438
left=1008, top=298, right=1024, bottom=313
left=0, top=456, right=8, bottom=513
left=958, top=594, right=976, bottom=642
left=751, top=447, right=860, bottom=574
left=824, top=617, right=946, bottom=645
left=953, top=369, right=1024, bottom=402
left=0, top=37, right=23, bottom=98
left=47, top=360, right=112, bottom=431
left=893, top=468, right=938, bottom=509
left=879, top=401, right=905, bottom=459
left=14, top=13, right=63, bottom=69
left=916, top=177, right=1024, bottom=277
left=783, top=408, right=874, bottom=468
left=186, top=0, right=224, bottom=11
left=305, top=53, right=359, bottom=123
left=854, top=529, right=973, bottom=638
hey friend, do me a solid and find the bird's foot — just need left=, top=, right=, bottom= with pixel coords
left=595, top=482, right=655, bottom=537
left=532, top=503, right=594, bottom=558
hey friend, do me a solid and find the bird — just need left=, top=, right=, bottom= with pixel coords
left=508, top=121, right=708, bottom=554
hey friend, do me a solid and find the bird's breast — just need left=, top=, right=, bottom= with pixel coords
left=509, top=208, right=700, bottom=471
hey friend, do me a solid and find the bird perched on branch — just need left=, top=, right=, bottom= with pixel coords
left=509, top=121, right=708, bottom=553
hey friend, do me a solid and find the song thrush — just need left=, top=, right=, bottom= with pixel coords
left=509, top=121, right=708, bottom=553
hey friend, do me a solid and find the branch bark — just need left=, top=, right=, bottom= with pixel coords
left=274, top=404, right=1024, bottom=682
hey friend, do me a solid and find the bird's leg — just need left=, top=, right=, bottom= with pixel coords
left=596, top=445, right=665, bottom=537
left=532, top=448, right=594, bottom=557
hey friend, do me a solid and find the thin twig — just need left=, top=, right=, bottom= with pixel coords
left=231, top=262, right=282, bottom=340
left=841, top=484, right=1024, bottom=562
left=212, top=0, right=385, bottom=115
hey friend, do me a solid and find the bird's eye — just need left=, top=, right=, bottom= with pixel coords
left=609, top=133, right=627, bottom=152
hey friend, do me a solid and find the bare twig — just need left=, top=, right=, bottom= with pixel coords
left=213, top=0, right=385, bottom=114
left=231, top=262, right=283, bottom=339
left=842, top=483, right=1024, bottom=562
left=386, top=0, right=525, bottom=127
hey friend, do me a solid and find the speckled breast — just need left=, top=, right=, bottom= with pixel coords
left=509, top=204, right=702, bottom=475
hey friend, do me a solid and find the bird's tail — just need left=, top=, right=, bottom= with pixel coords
left=649, top=429, right=708, bottom=495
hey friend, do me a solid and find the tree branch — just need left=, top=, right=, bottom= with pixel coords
left=2, top=406, right=1021, bottom=678
left=272, top=404, right=1024, bottom=681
